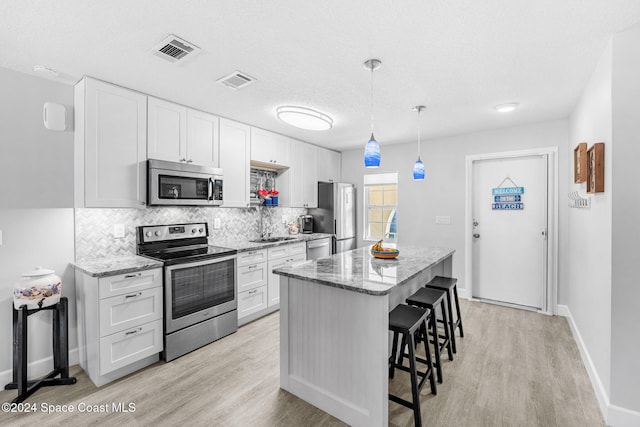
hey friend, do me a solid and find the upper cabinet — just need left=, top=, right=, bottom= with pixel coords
left=148, top=97, right=219, bottom=167
left=290, top=140, right=318, bottom=208
left=186, top=109, right=220, bottom=168
left=317, top=148, right=341, bottom=183
left=250, top=128, right=290, bottom=168
left=75, top=77, right=147, bottom=208
left=219, top=118, right=251, bottom=208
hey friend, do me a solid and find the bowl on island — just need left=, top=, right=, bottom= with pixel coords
left=370, top=248, right=400, bottom=259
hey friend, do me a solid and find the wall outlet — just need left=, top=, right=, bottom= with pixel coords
left=213, top=218, right=221, bottom=229
left=435, top=216, right=451, bottom=225
left=113, top=224, right=125, bottom=238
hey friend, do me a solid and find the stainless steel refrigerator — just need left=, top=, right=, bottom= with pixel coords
left=309, top=182, right=356, bottom=253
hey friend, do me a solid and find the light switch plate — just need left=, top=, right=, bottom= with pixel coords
left=213, top=218, right=221, bottom=229
left=113, top=224, right=125, bottom=238
left=435, top=216, right=451, bottom=225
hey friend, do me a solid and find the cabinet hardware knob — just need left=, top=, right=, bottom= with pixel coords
left=124, top=273, right=141, bottom=278
left=179, top=158, right=186, bottom=162
left=187, top=159, right=193, bottom=163
left=248, top=265, right=257, bottom=269
left=249, top=289, right=258, bottom=294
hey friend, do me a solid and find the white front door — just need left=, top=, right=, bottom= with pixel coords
left=471, top=154, right=548, bottom=309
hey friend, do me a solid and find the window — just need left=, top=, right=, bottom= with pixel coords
left=364, top=172, right=398, bottom=242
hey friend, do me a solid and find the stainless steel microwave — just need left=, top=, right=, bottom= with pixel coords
left=148, top=159, right=223, bottom=206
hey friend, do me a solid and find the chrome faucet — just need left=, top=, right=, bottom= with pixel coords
left=258, top=206, right=270, bottom=239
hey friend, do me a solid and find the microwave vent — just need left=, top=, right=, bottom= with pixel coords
left=216, top=71, right=256, bottom=89
left=152, top=34, right=200, bottom=63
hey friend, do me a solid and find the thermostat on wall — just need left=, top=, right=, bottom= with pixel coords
left=43, top=102, right=66, bottom=131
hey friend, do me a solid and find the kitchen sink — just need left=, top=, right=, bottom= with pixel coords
left=250, top=236, right=298, bottom=243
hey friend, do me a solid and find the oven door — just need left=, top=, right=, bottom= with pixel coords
left=164, top=255, right=237, bottom=334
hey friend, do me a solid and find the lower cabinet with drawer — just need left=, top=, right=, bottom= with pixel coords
left=237, top=242, right=308, bottom=326
left=76, top=268, right=163, bottom=387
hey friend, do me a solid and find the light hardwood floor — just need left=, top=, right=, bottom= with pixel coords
left=0, top=299, right=605, bottom=427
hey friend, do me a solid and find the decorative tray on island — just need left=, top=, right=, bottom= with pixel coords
left=370, top=241, right=399, bottom=259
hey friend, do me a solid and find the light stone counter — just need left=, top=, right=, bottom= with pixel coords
left=273, top=246, right=455, bottom=295
left=213, top=233, right=333, bottom=252
left=72, top=256, right=163, bottom=277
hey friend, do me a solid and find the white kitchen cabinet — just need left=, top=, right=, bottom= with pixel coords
left=317, top=147, right=341, bottom=183
left=290, top=140, right=318, bottom=208
left=76, top=267, right=163, bottom=387
left=147, top=97, right=187, bottom=163
left=267, top=242, right=307, bottom=307
left=186, top=109, right=220, bottom=168
left=237, top=242, right=307, bottom=326
left=219, top=118, right=251, bottom=207
left=251, top=127, right=290, bottom=167
left=148, top=97, right=219, bottom=167
left=74, top=77, right=147, bottom=208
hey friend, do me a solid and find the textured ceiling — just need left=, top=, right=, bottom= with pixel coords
left=1, top=0, right=640, bottom=151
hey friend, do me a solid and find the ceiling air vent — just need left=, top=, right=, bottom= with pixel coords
left=152, top=34, right=200, bottom=63
left=216, top=71, right=257, bottom=89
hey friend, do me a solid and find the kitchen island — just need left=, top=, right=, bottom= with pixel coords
left=273, top=246, right=455, bottom=427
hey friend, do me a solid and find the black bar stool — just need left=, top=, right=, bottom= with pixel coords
left=425, top=276, right=464, bottom=353
left=406, top=287, right=454, bottom=384
left=388, top=304, right=437, bottom=427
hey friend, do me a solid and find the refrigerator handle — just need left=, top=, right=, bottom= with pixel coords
left=334, top=219, right=337, bottom=234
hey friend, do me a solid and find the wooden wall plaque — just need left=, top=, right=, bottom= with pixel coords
left=573, top=142, right=587, bottom=183
left=587, top=142, right=604, bottom=193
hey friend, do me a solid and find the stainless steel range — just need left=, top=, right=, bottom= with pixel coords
left=137, top=222, right=237, bottom=361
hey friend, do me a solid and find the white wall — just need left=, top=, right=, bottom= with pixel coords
left=0, top=67, right=74, bottom=208
left=341, top=119, right=568, bottom=296
left=611, top=24, right=640, bottom=414
left=0, top=67, right=76, bottom=385
left=567, top=41, right=613, bottom=403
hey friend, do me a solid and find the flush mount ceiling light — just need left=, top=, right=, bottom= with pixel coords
left=276, top=106, right=333, bottom=131
left=412, top=105, right=426, bottom=181
left=363, top=58, right=382, bottom=168
left=494, top=102, right=519, bottom=113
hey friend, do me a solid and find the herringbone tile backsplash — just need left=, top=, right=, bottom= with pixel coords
left=75, top=206, right=307, bottom=261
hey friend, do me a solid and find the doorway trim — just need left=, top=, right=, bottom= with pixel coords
left=465, top=147, right=558, bottom=315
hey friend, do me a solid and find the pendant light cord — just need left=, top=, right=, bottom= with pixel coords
left=417, top=108, right=421, bottom=160
left=370, top=63, right=374, bottom=135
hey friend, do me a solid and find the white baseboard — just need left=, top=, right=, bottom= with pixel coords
left=557, top=305, right=640, bottom=426
left=458, top=286, right=470, bottom=299
left=608, top=405, right=640, bottom=427
left=557, top=304, right=610, bottom=421
left=0, top=347, right=79, bottom=388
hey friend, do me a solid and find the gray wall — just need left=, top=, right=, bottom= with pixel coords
left=0, top=67, right=74, bottom=208
left=611, top=24, right=640, bottom=413
left=0, top=67, right=76, bottom=384
left=567, top=41, right=613, bottom=401
left=341, top=119, right=569, bottom=297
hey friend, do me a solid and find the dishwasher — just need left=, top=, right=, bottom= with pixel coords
left=307, top=237, right=332, bottom=260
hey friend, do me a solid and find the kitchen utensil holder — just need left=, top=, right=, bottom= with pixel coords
left=4, top=297, right=76, bottom=403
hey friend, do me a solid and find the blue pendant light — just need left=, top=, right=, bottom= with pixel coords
left=412, top=106, right=426, bottom=181
left=363, top=59, right=382, bottom=168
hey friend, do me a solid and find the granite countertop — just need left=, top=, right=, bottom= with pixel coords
left=214, top=233, right=333, bottom=252
left=273, top=246, right=455, bottom=296
left=72, top=256, right=164, bottom=278
left=73, top=234, right=334, bottom=277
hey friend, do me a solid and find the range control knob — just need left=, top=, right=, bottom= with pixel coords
left=145, top=231, right=152, bottom=238
left=154, top=231, right=161, bottom=237
left=198, top=228, right=204, bottom=233
left=192, top=228, right=197, bottom=234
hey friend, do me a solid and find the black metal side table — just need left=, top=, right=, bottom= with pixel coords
left=4, top=296, right=77, bottom=403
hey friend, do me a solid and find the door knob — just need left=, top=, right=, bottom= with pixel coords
left=473, top=233, right=480, bottom=238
